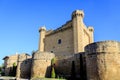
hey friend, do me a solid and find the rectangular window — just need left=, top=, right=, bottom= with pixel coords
left=58, top=39, right=62, bottom=44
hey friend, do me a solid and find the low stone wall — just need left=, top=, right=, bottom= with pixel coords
left=85, top=41, right=120, bottom=80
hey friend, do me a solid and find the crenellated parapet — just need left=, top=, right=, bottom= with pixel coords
left=72, top=10, right=84, bottom=19
left=39, top=26, right=46, bottom=32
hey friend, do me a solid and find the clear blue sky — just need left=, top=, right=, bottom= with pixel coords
left=0, top=0, right=120, bottom=64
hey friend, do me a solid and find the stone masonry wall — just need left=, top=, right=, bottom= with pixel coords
left=42, top=10, right=94, bottom=56
left=16, top=54, right=32, bottom=79
left=54, top=55, right=74, bottom=77
left=85, top=41, right=120, bottom=80
left=44, top=24, right=74, bottom=59
left=54, top=53, right=87, bottom=79
left=33, top=10, right=93, bottom=79
left=31, top=51, right=55, bottom=78
left=3, top=54, right=18, bottom=76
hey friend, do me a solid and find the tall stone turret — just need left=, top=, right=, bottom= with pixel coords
left=88, top=26, right=94, bottom=43
left=30, top=26, right=55, bottom=78
left=38, top=26, right=46, bottom=51
left=72, top=10, right=85, bottom=53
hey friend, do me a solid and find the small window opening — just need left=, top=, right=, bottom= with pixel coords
left=58, top=39, right=62, bottom=44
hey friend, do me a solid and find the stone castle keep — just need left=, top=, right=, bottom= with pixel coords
left=3, top=10, right=120, bottom=80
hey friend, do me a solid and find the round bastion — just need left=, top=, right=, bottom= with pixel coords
left=85, top=41, right=120, bottom=80
left=31, top=51, right=55, bottom=78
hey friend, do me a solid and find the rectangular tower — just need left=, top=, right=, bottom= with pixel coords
left=38, top=10, right=94, bottom=58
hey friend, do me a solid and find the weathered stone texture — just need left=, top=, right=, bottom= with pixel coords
left=54, top=55, right=74, bottom=77
left=3, top=10, right=120, bottom=80
left=85, top=41, right=120, bottom=80
left=31, top=51, right=55, bottom=78
left=54, top=53, right=87, bottom=79
left=3, top=10, right=94, bottom=79
left=3, top=54, right=18, bottom=76
left=44, top=24, right=74, bottom=59
left=35, top=10, right=94, bottom=78
left=16, top=53, right=32, bottom=79
left=39, top=27, right=46, bottom=51
left=72, top=10, right=94, bottom=53
left=39, top=10, right=93, bottom=56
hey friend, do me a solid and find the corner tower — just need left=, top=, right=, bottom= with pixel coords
left=88, top=26, right=94, bottom=43
left=38, top=26, right=46, bottom=51
left=72, top=10, right=94, bottom=53
left=72, top=10, right=85, bottom=53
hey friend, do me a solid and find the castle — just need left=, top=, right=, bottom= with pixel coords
left=3, top=10, right=120, bottom=80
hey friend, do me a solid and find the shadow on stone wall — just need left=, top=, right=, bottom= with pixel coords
left=45, top=66, right=51, bottom=77
left=19, top=58, right=32, bottom=79
left=53, top=52, right=87, bottom=80
left=16, top=52, right=87, bottom=80
left=5, top=66, right=17, bottom=76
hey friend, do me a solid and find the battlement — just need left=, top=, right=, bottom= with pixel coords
left=45, top=20, right=72, bottom=36
left=72, top=10, right=84, bottom=19
left=39, top=26, right=46, bottom=32
left=88, top=26, right=94, bottom=32
left=85, top=40, right=120, bottom=53
left=32, top=51, right=55, bottom=60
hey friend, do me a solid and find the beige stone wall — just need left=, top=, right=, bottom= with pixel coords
left=3, top=10, right=94, bottom=79
left=85, top=41, right=120, bottom=80
left=38, top=27, right=46, bottom=51
left=36, top=10, right=94, bottom=78
left=44, top=23, right=74, bottom=59
left=41, top=10, right=94, bottom=57
left=72, top=10, right=85, bottom=53
left=3, top=54, right=18, bottom=76
left=72, top=10, right=94, bottom=53
left=5, top=54, right=18, bottom=67
left=54, top=55, right=74, bottom=77
left=16, top=54, right=32, bottom=79
left=31, top=51, right=55, bottom=78
left=54, top=53, right=86, bottom=79
left=83, top=29, right=90, bottom=49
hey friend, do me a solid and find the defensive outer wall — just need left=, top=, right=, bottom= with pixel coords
left=31, top=51, right=55, bottom=78
left=85, top=41, right=120, bottom=80
left=16, top=54, right=32, bottom=79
